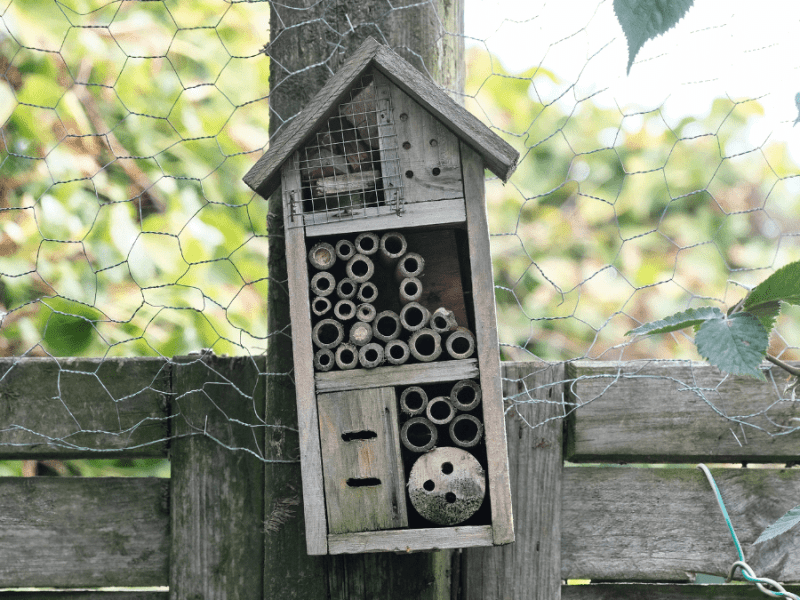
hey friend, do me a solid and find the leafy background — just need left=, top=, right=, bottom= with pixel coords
left=1, top=0, right=799, bottom=477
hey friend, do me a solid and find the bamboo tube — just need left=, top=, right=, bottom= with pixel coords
left=356, top=281, right=378, bottom=303
left=399, top=386, right=428, bottom=416
left=354, top=232, right=380, bottom=256
left=346, top=253, right=374, bottom=283
left=373, top=310, right=401, bottom=342
left=426, top=396, right=456, bottom=425
left=308, top=242, right=336, bottom=270
left=312, top=319, right=344, bottom=349
left=310, top=271, right=336, bottom=297
left=349, top=321, right=373, bottom=347
left=395, top=252, right=424, bottom=281
left=399, top=277, right=422, bottom=305
left=358, top=342, right=384, bottom=369
left=314, top=348, right=335, bottom=372
left=336, top=277, right=357, bottom=300
left=400, top=416, right=437, bottom=453
left=356, top=303, right=376, bottom=323
left=384, top=339, right=410, bottom=365
left=400, top=302, right=430, bottom=332
left=450, top=380, right=482, bottom=412
left=430, top=307, right=457, bottom=334
left=333, top=299, right=356, bottom=321
left=335, top=239, right=356, bottom=261
left=334, top=343, right=359, bottom=370
left=407, top=447, right=486, bottom=526
left=378, top=231, right=407, bottom=266
left=311, top=296, right=332, bottom=317
left=448, top=414, right=483, bottom=448
left=408, top=328, right=442, bottom=362
left=445, top=327, right=476, bottom=360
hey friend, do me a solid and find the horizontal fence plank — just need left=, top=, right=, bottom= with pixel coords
left=0, top=357, right=169, bottom=458
left=328, top=525, right=492, bottom=554
left=0, top=477, right=169, bottom=588
left=561, top=466, right=800, bottom=582
left=0, top=594, right=167, bottom=600
left=315, top=359, right=479, bottom=393
left=562, top=583, right=800, bottom=599
left=566, top=360, right=800, bottom=462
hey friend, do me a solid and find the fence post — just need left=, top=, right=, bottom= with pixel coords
left=169, top=354, right=266, bottom=600
left=262, top=1, right=464, bottom=597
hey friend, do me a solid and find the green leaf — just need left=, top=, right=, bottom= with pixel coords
left=745, top=301, right=781, bottom=335
left=744, top=260, right=800, bottom=309
left=626, top=306, right=721, bottom=337
left=754, top=505, right=800, bottom=545
left=613, top=0, right=695, bottom=74
left=694, top=313, right=768, bottom=380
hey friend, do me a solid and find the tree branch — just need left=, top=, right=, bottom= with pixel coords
left=764, top=353, right=800, bottom=377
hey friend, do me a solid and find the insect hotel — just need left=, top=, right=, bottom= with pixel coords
left=244, top=37, right=519, bottom=555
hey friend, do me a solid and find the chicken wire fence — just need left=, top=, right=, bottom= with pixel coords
left=0, top=0, right=799, bottom=465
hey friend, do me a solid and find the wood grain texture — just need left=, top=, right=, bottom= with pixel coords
left=561, top=467, right=800, bottom=582
left=282, top=160, right=329, bottom=555
left=169, top=354, right=266, bottom=599
left=388, top=75, right=464, bottom=202
left=0, top=595, right=167, bottom=600
left=566, top=360, right=800, bottom=463
left=0, top=477, right=169, bottom=588
left=462, top=362, right=565, bottom=600
left=328, top=524, right=493, bottom=554
left=461, top=142, right=514, bottom=545
left=242, top=38, right=518, bottom=199
left=562, top=583, right=800, bottom=599
left=0, top=357, right=168, bottom=458
left=328, top=551, right=451, bottom=600
left=317, top=387, right=408, bottom=533
left=315, top=358, right=478, bottom=393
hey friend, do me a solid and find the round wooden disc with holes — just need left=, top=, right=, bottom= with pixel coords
left=407, top=447, right=486, bottom=526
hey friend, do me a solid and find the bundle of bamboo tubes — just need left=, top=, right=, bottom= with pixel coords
left=307, top=231, right=478, bottom=372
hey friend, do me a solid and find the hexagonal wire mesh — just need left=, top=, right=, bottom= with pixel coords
left=0, top=0, right=798, bottom=464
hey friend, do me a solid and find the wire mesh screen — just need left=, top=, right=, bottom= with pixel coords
left=292, top=74, right=403, bottom=226
left=0, top=0, right=799, bottom=470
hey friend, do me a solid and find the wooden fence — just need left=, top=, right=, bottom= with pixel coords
left=0, top=356, right=798, bottom=598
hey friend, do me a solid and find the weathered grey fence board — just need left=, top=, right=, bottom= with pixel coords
left=462, top=362, right=565, bottom=600
left=566, top=360, right=800, bottom=463
left=0, top=477, right=168, bottom=587
left=0, top=594, right=167, bottom=600
left=0, top=357, right=169, bottom=458
left=561, top=466, right=800, bottom=582
left=169, top=355, right=266, bottom=600
left=562, top=583, right=800, bottom=599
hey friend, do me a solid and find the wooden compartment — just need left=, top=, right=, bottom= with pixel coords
left=243, top=37, right=519, bottom=555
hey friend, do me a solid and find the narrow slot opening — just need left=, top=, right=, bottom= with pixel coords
left=347, top=478, right=381, bottom=487
left=341, top=430, right=377, bottom=442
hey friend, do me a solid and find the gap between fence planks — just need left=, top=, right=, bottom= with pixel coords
left=0, top=357, right=169, bottom=458
left=566, top=360, right=800, bottom=463
left=562, top=583, right=800, bottom=599
left=461, top=362, right=565, bottom=600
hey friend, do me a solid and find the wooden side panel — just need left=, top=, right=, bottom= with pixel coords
left=562, top=584, right=800, bottom=599
left=374, top=72, right=402, bottom=208
left=316, top=359, right=478, bottom=393
left=561, top=467, right=800, bottom=582
left=390, top=77, right=464, bottom=203
left=328, top=525, right=493, bottom=554
left=462, top=362, right=565, bottom=600
left=566, top=360, right=800, bottom=463
left=282, top=160, right=329, bottom=555
left=0, top=357, right=168, bottom=458
left=0, top=477, right=169, bottom=588
left=169, top=355, right=266, bottom=600
left=318, top=387, right=407, bottom=534
left=460, top=141, right=514, bottom=545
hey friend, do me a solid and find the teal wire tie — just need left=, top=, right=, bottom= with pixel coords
left=696, top=463, right=799, bottom=600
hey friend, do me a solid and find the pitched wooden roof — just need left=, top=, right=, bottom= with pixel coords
left=243, top=37, right=519, bottom=199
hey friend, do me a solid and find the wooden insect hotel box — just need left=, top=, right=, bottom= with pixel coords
left=243, top=37, right=519, bottom=555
